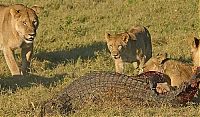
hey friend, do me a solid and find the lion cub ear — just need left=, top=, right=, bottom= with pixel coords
left=192, top=37, right=200, bottom=49
left=10, top=8, right=20, bottom=18
left=122, top=33, right=129, bottom=43
left=31, top=5, right=44, bottom=14
left=105, top=32, right=111, bottom=42
left=191, top=37, right=199, bottom=53
left=156, top=53, right=167, bottom=64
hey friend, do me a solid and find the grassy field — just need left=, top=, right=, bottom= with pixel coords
left=0, top=0, right=199, bottom=116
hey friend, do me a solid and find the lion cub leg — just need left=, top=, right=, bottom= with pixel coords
left=21, top=46, right=33, bottom=75
left=114, top=58, right=124, bottom=74
left=132, top=62, right=139, bottom=75
left=3, top=48, right=21, bottom=76
left=136, top=49, right=146, bottom=74
left=137, top=56, right=146, bottom=74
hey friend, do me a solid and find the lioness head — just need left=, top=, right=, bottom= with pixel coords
left=191, top=37, right=200, bottom=66
left=105, top=32, right=129, bottom=59
left=9, top=4, right=40, bottom=44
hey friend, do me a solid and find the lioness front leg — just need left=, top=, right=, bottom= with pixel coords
left=3, top=48, right=21, bottom=76
left=21, top=44, right=33, bottom=75
left=115, top=59, right=124, bottom=74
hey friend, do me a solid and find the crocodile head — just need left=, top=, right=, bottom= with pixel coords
left=40, top=95, right=73, bottom=116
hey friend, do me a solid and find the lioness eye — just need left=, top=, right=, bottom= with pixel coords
left=109, top=45, right=112, bottom=49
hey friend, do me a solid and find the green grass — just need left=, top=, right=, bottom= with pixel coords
left=0, top=0, right=199, bottom=116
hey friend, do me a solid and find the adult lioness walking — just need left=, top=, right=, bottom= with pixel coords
left=0, top=4, right=40, bottom=76
left=105, top=26, right=152, bottom=74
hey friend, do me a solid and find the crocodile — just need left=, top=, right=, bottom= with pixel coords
left=40, top=71, right=200, bottom=116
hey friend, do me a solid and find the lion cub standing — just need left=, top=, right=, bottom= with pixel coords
left=105, top=26, right=152, bottom=74
left=0, top=4, right=40, bottom=76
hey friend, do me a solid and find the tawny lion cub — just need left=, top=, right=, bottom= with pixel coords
left=143, top=53, right=193, bottom=87
left=191, top=37, right=200, bottom=80
left=191, top=37, right=200, bottom=67
left=105, top=26, right=152, bottom=74
left=0, top=4, right=41, bottom=76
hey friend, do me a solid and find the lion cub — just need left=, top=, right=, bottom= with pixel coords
left=105, top=26, right=152, bottom=74
left=191, top=37, right=200, bottom=80
left=0, top=4, right=41, bottom=76
left=143, top=53, right=193, bottom=87
left=191, top=37, right=200, bottom=67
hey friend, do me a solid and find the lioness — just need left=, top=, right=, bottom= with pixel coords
left=105, top=26, right=152, bottom=74
left=143, top=53, right=193, bottom=87
left=0, top=4, right=40, bottom=76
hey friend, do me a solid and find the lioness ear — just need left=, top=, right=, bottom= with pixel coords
left=31, top=5, right=44, bottom=14
left=122, top=33, right=129, bottom=43
left=105, top=32, right=111, bottom=41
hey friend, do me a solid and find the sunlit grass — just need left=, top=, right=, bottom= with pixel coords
left=0, top=0, right=199, bottom=116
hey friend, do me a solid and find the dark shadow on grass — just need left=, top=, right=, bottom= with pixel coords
left=34, top=41, right=107, bottom=63
left=0, top=73, right=66, bottom=92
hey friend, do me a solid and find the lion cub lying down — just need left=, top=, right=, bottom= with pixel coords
left=105, top=26, right=152, bottom=74
left=143, top=53, right=193, bottom=87
left=149, top=37, right=200, bottom=94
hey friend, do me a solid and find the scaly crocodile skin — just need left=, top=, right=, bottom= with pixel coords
left=40, top=71, right=200, bottom=116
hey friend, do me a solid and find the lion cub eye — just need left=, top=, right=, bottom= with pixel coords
left=16, top=10, right=20, bottom=13
left=118, top=45, right=122, bottom=50
left=23, top=21, right=27, bottom=26
left=33, top=20, right=38, bottom=26
left=109, top=45, right=113, bottom=49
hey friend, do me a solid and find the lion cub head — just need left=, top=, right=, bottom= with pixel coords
left=9, top=4, right=39, bottom=44
left=191, top=37, right=200, bottom=67
left=105, top=32, right=130, bottom=59
left=143, top=53, right=167, bottom=72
